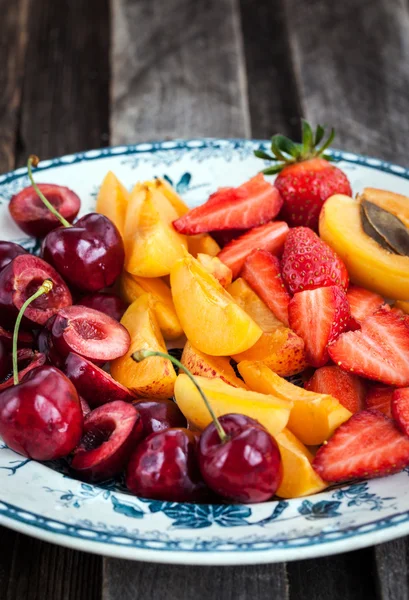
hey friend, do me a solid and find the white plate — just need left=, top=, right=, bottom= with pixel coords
left=1, top=139, right=409, bottom=565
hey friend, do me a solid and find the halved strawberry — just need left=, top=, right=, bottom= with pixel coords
left=281, top=227, right=349, bottom=295
left=365, top=385, right=394, bottom=418
left=305, top=365, right=366, bottom=413
left=346, top=286, right=385, bottom=322
left=241, top=249, right=290, bottom=326
left=313, top=409, right=409, bottom=482
left=288, top=286, right=350, bottom=367
left=172, top=174, right=283, bottom=235
left=218, top=221, right=289, bottom=279
left=328, top=307, right=409, bottom=386
left=392, top=388, right=409, bottom=436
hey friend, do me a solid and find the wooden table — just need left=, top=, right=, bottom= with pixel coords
left=1, top=0, right=409, bottom=598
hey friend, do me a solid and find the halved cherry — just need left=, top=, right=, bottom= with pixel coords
left=0, top=241, right=27, bottom=273
left=64, top=352, right=136, bottom=407
left=9, top=184, right=81, bottom=237
left=133, top=399, right=187, bottom=436
left=0, top=255, right=72, bottom=327
left=0, top=325, right=34, bottom=349
left=79, top=396, right=91, bottom=417
left=0, top=349, right=46, bottom=391
left=0, top=339, right=10, bottom=381
left=71, top=400, right=143, bottom=481
left=51, top=306, right=130, bottom=363
left=77, top=292, right=127, bottom=322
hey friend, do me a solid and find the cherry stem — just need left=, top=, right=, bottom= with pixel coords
left=27, top=155, right=72, bottom=228
left=12, top=279, right=53, bottom=385
left=132, top=349, right=229, bottom=443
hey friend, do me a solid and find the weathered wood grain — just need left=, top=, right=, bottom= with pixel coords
left=111, top=0, right=251, bottom=144
left=375, top=539, right=409, bottom=600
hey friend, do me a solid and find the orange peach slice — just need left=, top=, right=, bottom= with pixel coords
left=395, top=300, right=409, bottom=314
left=197, top=253, right=232, bottom=287
left=153, top=177, right=190, bottom=217
left=111, top=295, right=176, bottom=399
left=181, top=341, right=247, bottom=388
left=96, top=171, right=130, bottom=235
left=187, top=234, right=221, bottom=258
left=227, top=278, right=284, bottom=331
left=170, top=255, right=262, bottom=356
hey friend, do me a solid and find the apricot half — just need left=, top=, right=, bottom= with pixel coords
left=227, top=278, right=284, bottom=331
left=181, top=341, right=247, bottom=388
left=319, top=194, right=409, bottom=299
left=96, top=171, right=130, bottom=236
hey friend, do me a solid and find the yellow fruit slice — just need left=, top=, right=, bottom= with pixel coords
left=96, top=171, right=130, bottom=235
left=187, top=234, right=221, bottom=258
left=181, top=341, right=247, bottom=389
left=227, top=278, right=284, bottom=331
left=197, top=253, right=232, bottom=287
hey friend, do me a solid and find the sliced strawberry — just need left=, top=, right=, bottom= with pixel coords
left=288, top=286, right=350, bottom=367
left=305, top=365, right=366, bottom=413
left=313, top=409, right=409, bottom=482
left=210, top=229, right=247, bottom=248
left=281, top=227, right=349, bottom=295
left=218, top=221, right=289, bottom=279
left=392, top=388, right=409, bottom=435
left=241, top=249, right=290, bottom=326
left=365, top=385, right=394, bottom=418
left=346, top=286, right=385, bottom=322
left=328, top=307, right=409, bottom=386
left=173, top=174, right=283, bottom=235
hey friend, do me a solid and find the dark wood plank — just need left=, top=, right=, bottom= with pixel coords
left=0, top=528, right=18, bottom=600
left=375, top=540, right=409, bottom=600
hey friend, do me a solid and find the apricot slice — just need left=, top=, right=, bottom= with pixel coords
left=152, top=178, right=190, bottom=217
left=124, top=184, right=187, bottom=277
left=227, top=278, right=284, bottom=331
left=110, top=295, right=176, bottom=399
left=187, top=234, right=221, bottom=258
left=170, top=255, right=262, bottom=355
left=238, top=361, right=352, bottom=445
left=118, top=271, right=183, bottom=340
left=359, top=188, right=409, bottom=229
left=319, top=194, right=409, bottom=299
left=96, top=171, right=130, bottom=235
left=197, top=253, right=232, bottom=287
left=181, top=341, right=247, bottom=389
left=174, top=374, right=292, bottom=436
left=395, top=300, right=409, bottom=314
left=275, top=428, right=328, bottom=498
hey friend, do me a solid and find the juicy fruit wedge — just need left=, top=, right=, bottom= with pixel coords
left=152, top=177, right=190, bottom=217
left=187, top=234, right=221, bottom=258
left=358, top=188, right=409, bottom=229
left=170, top=255, right=262, bottom=355
left=96, top=171, right=130, bottom=235
left=124, top=184, right=187, bottom=277
left=319, top=194, right=409, bottom=299
left=181, top=341, right=247, bottom=389
left=395, top=300, right=409, bottom=314
left=196, top=253, right=232, bottom=287
left=118, top=271, right=183, bottom=340
left=238, top=361, right=352, bottom=445
left=227, top=278, right=284, bottom=331
left=275, top=429, right=327, bottom=498
left=110, top=295, right=176, bottom=399
left=174, top=374, right=292, bottom=437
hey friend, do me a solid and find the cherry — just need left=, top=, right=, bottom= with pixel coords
left=133, top=398, right=187, bottom=436
left=9, top=184, right=80, bottom=237
left=0, top=349, right=46, bottom=391
left=0, top=241, right=27, bottom=273
left=79, top=396, right=91, bottom=417
left=0, top=340, right=10, bottom=381
left=77, top=292, right=127, bottom=322
left=71, top=400, right=143, bottom=482
left=50, top=305, right=130, bottom=363
left=0, top=325, right=34, bottom=350
left=64, top=352, right=135, bottom=407
left=36, top=316, right=65, bottom=367
left=126, top=428, right=208, bottom=502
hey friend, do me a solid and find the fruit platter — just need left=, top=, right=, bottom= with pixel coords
left=1, top=125, right=409, bottom=565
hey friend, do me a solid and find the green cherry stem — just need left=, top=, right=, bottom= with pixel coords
left=132, top=349, right=229, bottom=443
left=27, top=155, right=72, bottom=228
left=12, top=279, right=54, bottom=385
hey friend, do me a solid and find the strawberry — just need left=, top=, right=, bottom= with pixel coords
left=172, top=174, right=283, bottom=235
left=328, top=307, right=409, bottom=386
left=305, top=366, right=366, bottom=413
left=255, top=121, right=351, bottom=230
left=241, top=249, right=290, bottom=326
left=392, top=388, right=409, bottom=436
left=281, top=227, right=349, bottom=295
left=365, top=385, right=394, bottom=418
left=312, top=409, right=409, bottom=482
left=346, top=285, right=385, bottom=322
left=288, top=286, right=350, bottom=367
left=218, top=221, right=289, bottom=279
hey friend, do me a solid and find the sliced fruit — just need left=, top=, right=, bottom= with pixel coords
left=187, top=234, right=221, bottom=258
left=196, top=253, right=232, bottom=287
left=313, top=409, right=409, bottom=482
left=275, top=428, right=328, bottom=498
left=288, top=286, right=350, bottom=367
left=328, top=307, right=409, bottom=386
left=118, top=271, right=183, bottom=340
left=174, top=374, right=292, bottom=437
left=365, top=385, right=394, bottom=417
left=181, top=341, right=247, bottom=388
left=242, top=249, right=290, bottom=325
left=170, top=254, right=261, bottom=356
left=227, top=278, right=284, bottom=331
left=96, top=171, right=130, bottom=235
left=358, top=188, right=409, bottom=230
left=305, top=366, right=366, bottom=413
left=238, top=361, right=352, bottom=445
left=395, top=300, right=409, bottom=314
left=173, top=174, right=283, bottom=234
left=153, top=177, right=190, bottom=217
left=392, top=388, right=409, bottom=435
left=346, top=285, right=385, bottom=322
left=319, top=194, right=409, bottom=299
left=124, top=183, right=187, bottom=277
left=110, top=295, right=177, bottom=399
left=218, top=221, right=289, bottom=279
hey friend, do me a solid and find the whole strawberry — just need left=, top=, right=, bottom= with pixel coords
left=281, top=227, right=349, bottom=295
left=254, top=121, right=352, bottom=230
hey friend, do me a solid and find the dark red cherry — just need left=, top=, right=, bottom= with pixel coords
left=0, top=365, right=83, bottom=460
left=0, top=254, right=72, bottom=328
left=64, top=352, right=135, bottom=407
left=78, top=292, right=127, bottom=321
left=42, top=213, right=125, bottom=292
left=36, top=316, right=64, bottom=367
left=79, top=396, right=91, bottom=417
left=0, top=241, right=27, bottom=273
left=0, top=325, right=34, bottom=350
left=71, top=401, right=143, bottom=482
left=198, top=414, right=282, bottom=503
left=0, top=349, right=46, bottom=391
left=50, top=306, right=130, bottom=363
left=133, top=398, right=187, bottom=436
left=126, top=428, right=208, bottom=502
left=0, top=340, right=10, bottom=381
